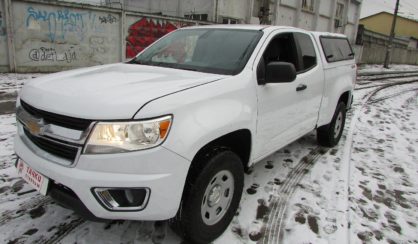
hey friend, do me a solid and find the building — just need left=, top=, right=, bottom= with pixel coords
left=103, top=0, right=363, bottom=43
left=360, top=11, right=418, bottom=40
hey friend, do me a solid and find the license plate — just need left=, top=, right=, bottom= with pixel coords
left=16, top=159, right=49, bottom=195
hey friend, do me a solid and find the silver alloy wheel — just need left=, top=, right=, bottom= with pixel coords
left=334, top=111, right=343, bottom=138
left=201, top=170, right=234, bottom=226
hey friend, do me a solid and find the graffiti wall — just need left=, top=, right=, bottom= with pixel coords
left=0, top=1, right=204, bottom=72
left=13, top=1, right=121, bottom=72
left=125, top=16, right=195, bottom=58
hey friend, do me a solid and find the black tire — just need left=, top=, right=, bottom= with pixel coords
left=170, top=149, right=244, bottom=244
left=317, top=102, right=346, bottom=147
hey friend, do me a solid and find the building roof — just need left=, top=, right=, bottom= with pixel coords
left=360, top=11, right=418, bottom=24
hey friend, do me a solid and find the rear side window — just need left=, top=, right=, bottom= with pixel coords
left=294, top=33, right=317, bottom=71
left=320, top=37, right=354, bottom=62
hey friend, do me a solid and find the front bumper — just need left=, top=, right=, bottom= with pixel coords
left=14, top=133, right=190, bottom=221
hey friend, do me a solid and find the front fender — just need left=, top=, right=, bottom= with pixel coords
left=134, top=70, right=258, bottom=162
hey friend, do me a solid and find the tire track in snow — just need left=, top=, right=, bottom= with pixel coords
left=333, top=79, right=418, bottom=244
left=0, top=195, right=52, bottom=225
left=260, top=79, right=418, bottom=244
left=42, top=218, right=87, bottom=244
left=261, top=146, right=328, bottom=244
left=355, top=78, right=418, bottom=90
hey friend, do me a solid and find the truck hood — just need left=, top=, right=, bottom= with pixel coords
left=20, top=63, right=226, bottom=119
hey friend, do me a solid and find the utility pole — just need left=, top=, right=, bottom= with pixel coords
left=384, top=0, right=400, bottom=69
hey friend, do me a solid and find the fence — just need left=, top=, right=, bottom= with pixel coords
left=0, top=0, right=208, bottom=72
left=356, top=25, right=418, bottom=65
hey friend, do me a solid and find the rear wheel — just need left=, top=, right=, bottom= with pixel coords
left=317, top=102, right=346, bottom=147
left=170, top=149, right=244, bottom=244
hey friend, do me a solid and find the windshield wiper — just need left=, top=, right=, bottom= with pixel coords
left=177, top=66, right=198, bottom=72
left=128, top=59, right=152, bottom=66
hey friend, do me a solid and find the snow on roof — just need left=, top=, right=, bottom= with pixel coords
left=311, top=31, right=348, bottom=38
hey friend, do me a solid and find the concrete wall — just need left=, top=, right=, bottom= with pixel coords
left=123, top=0, right=362, bottom=42
left=358, top=29, right=418, bottom=65
left=0, top=0, right=9, bottom=72
left=276, top=5, right=296, bottom=27
left=14, top=1, right=121, bottom=72
left=0, top=0, right=202, bottom=72
left=217, top=0, right=247, bottom=22
left=361, top=43, right=418, bottom=65
left=124, top=0, right=214, bottom=21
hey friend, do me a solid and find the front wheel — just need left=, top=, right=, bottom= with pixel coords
left=317, top=102, right=346, bottom=147
left=170, top=149, right=244, bottom=244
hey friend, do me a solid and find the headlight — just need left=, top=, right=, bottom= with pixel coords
left=84, top=115, right=172, bottom=154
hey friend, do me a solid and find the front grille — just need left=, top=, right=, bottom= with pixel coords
left=20, top=100, right=93, bottom=131
left=24, top=129, right=79, bottom=161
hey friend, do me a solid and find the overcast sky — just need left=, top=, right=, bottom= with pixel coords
left=361, top=0, right=418, bottom=20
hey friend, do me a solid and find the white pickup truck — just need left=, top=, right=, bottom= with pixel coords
left=15, top=25, right=356, bottom=243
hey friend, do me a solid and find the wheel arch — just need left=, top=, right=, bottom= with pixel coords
left=338, top=90, right=351, bottom=109
left=190, top=129, right=252, bottom=172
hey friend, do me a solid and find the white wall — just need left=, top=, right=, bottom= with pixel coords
left=299, top=11, right=315, bottom=30
left=276, top=5, right=296, bottom=27
left=347, top=1, right=358, bottom=24
left=319, top=0, right=333, bottom=17
left=217, top=0, right=248, bottom=21
left=281, top=0, right=298, bottom=9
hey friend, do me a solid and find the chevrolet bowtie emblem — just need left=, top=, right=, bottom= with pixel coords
left=27, top=120, right=42, bottom=135
left=16, top=106, right=45, bottom=136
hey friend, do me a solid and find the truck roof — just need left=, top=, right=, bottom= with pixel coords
left=183, top=25, right=348, bottom=38
left=310, top=31, right=348, bottom=38
left=183, top=24, right=299, bottom=31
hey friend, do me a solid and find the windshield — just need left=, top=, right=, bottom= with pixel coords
left=131, top=28, right=263, bottom=75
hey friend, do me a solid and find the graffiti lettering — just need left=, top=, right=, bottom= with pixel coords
left=126, top=17, right=192, bottom=58
left=99, top=14, right=117, bottom=24
left=89, top=36, right=107, bottom=54
left=29, top=47, right=77, bottom=63
left=26, top=6, right=85, bottom=42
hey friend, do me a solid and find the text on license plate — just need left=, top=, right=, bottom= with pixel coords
left=17, top=159, right=49, bottom=195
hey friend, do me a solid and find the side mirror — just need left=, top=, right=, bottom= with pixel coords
left=265, top=62, right=297, bottom=83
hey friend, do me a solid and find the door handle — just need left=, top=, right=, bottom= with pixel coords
left=296, top=84, right=307, bottom=92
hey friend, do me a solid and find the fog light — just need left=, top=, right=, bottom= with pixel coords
left=93, top=188, right=150, bottom=211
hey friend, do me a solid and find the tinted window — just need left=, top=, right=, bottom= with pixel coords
left=257, top=33, right=300, bottom=83
left=133, top=29, right=263, bottom=75
left=262, top=33, right=299, bottom=70
left=295, top=33, right=317, bottom=71
left=320, top=37, right=354, bottom=62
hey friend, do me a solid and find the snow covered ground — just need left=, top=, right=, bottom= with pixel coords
left=0, top=65, right=417, bottom=243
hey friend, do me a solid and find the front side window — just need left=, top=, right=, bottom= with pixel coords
left=262, top=33, right=300, bottom=70
left=257, top=33, right=300, bottom=83
left=294, top=33, right=317, bottom=71
left=132, top=29, right=262, bottom=75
